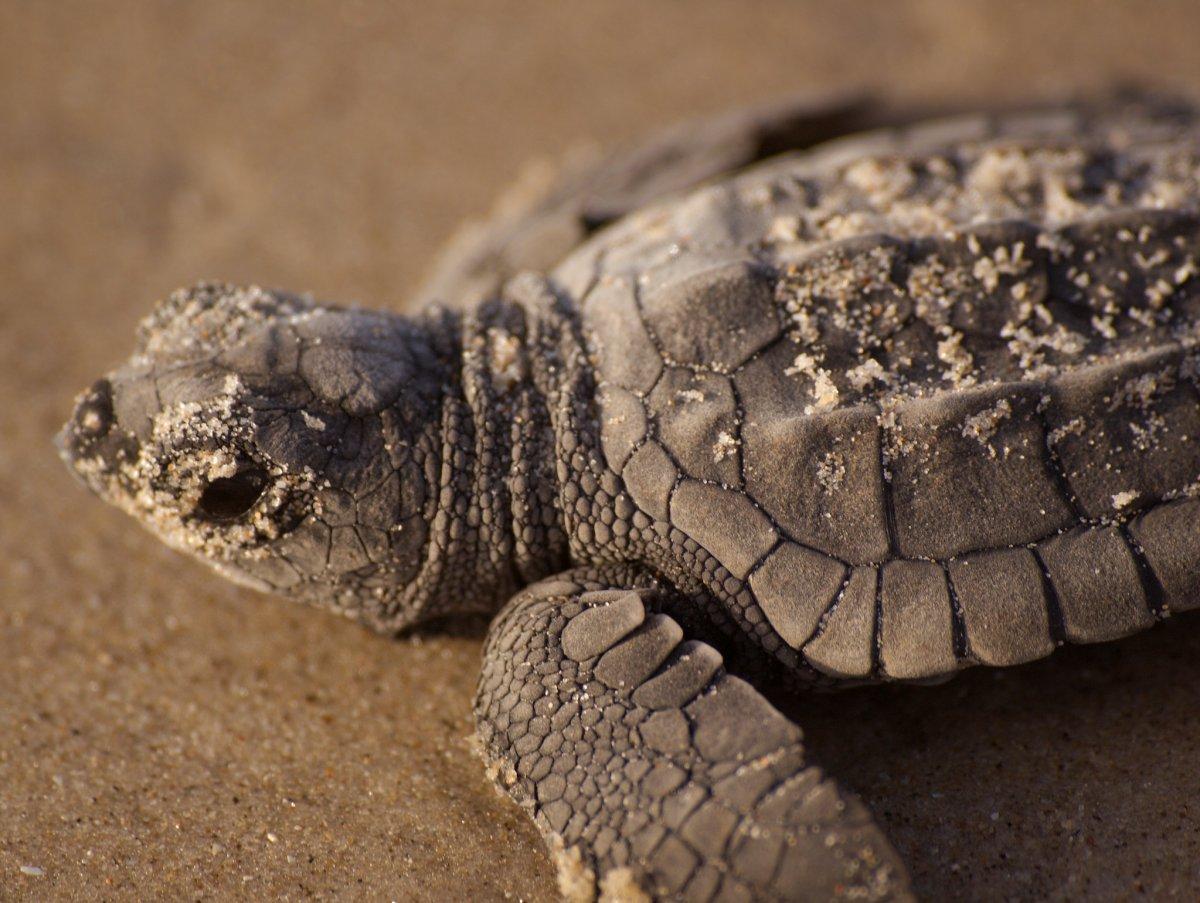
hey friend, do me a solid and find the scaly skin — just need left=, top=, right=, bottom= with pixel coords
left=59, top=275, right=909, bottom=900
left=58, top=282, right=573, bottom=629
left=59, top=97, right=1200, bottom=901
left=476, top=568, right=907, bottom=901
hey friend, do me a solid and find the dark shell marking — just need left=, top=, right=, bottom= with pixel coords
left=569, top=104, right=1200, bottom=681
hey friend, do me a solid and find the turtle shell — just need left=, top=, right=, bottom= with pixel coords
left=558, top=101, right=1200, bottom=682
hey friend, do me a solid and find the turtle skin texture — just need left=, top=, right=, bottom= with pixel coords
left=60, top=97, right=1200, bottom=901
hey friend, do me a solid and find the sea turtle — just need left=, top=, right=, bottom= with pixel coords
left=58, top=93, right=1200, bottom=901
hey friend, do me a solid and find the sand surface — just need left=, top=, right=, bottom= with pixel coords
left=4, top=2, right=1200, bottom=899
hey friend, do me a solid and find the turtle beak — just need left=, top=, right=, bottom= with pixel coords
left=57, top=377, right=139, bottom=496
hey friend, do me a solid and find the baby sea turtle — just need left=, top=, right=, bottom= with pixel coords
left=59, top=93, right=1200, bottom=901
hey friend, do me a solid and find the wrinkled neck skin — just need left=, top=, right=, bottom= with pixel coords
left=63, top=280, right=593, bottom=634
left=391, top=277, right=579, bottom=629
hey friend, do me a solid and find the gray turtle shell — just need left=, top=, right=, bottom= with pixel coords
left=556, top=103, right=1200, bottom=682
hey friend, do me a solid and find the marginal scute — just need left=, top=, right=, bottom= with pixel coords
left=803, top=566, right=876, bottom=679
left=621, top=440, right=677, bottom=524
left=1038, top=525, right=1155, bottom=643
left=1129, top=497, right=1200, bottom=613
left=597, top=384, right=648, bottom=472
left=748, top=542, right=846, bottom=650
left=948, top=548, right=1054, bottom=666
left=669, top=481, right=777, bottom=580
left=879, top=560, right=957, bottom=680
left=583, top=276, right=663, bottom=393
left=890, top=384, right=1075, bottom=558
left=639, top=257, right=781, bottom=371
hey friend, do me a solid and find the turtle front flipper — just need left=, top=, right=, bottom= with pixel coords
left=417, top=90, right=881, bottom=310
left=475, top=571, right=912, bottom=902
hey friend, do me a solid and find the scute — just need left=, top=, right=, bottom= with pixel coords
left=748, top=542, right=846, bottom=650
left=948, top=548, right=1053, bottom=667
left=1128, top=497, right=1200, bottom=613
left=647, top=368, right=740, bottom=485
left=567, top=99, right=1200, bottom=683
left=583, top=276, right=662, bottom=393
left=669, top=480, right=776, bottom=580
left=621, top=439, right=677, bottom=522
left=639, top=256, right=781, bottom=371
left=1037, top=525, right=1155, bottom=643
left=597, top=384, right=647, bottom=472
left=889, top=384, right=1075, bottom=558
left=803, top=566, right=876, bottom=679
left=1044, top=347, right=1200, bottom=520
left=907, top=222, right=1053, bottom=383
left=774, top=235, right=912, bottom=381
left=741, top=397, right=890, bottom=563
left=879, top=560, right=956, bottom=680
left=1049, top=209, right=1200, bottom=338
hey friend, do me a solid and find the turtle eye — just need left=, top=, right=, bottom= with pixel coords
left=195, top=463, right=268, bottom=521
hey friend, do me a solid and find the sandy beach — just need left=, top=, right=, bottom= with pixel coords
left=3, top=2, right=1200, bottom=898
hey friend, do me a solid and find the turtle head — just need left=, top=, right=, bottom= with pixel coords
left=58, top=283, right=448, bottom=627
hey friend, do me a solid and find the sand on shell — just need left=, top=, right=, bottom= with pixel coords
left=3, top=2, right=1200, bottom=899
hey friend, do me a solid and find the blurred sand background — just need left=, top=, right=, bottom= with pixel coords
left=4, top=1, right=1200, bottom=899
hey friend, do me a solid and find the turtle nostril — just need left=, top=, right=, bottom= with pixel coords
left=76, top=378, right=115, bottom=438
